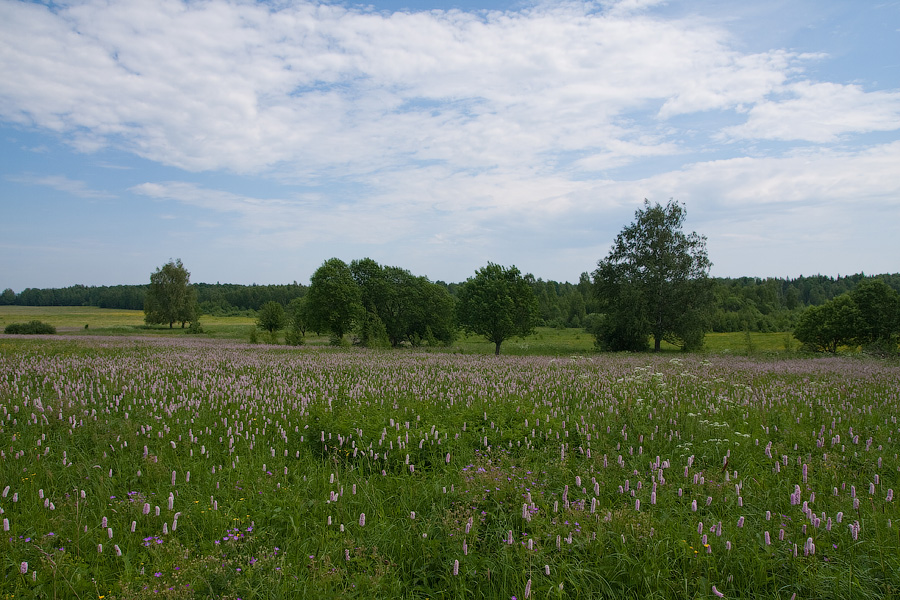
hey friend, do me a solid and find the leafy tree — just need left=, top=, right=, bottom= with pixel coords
left=356, top=310, right=391, bottom=348
left=256, top=301, right=287, bottom=339
left=305, top=258, right=363, bottom=344
left=456, top=263, right=539, bottom=355
left=849, top=279, right=900, bottom=349
left=350, top=258, right=456, bottom=347
left=592, top=199, right=712, bottom=351
left=794, top=295, right=861, bottom=353
left=412, top=275, right=457, bottom=345
left=0, top=288, right=15, bottom=305
left=144, top=259, right=197, bottom=329
left=285, top=296, right=309, bottom=340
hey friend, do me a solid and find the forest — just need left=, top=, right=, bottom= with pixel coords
left=3, top=272, right=899, bottom=334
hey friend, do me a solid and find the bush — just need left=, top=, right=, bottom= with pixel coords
left=284, top=328, right=305, bottom=346
left=4, top=320, right=57, bottom=334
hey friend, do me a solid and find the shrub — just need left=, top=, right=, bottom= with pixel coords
left=4, top=320, right=57, bottom=334
left=284, top=328, right=305, bottom=346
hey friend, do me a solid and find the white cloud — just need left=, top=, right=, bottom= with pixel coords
left=0, top=0, right=811, bottom=178
left=8, top=174, right=115, bottom=199
left=130, top=181, right=417, bottom=245
left=722, top=81, right=900, bottom=142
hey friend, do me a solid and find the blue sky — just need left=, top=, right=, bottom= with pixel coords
left=1, top=0, right=899, bottom=290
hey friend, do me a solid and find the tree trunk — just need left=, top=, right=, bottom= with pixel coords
left=654, top=335, right=661, bottom=352
left=495, top=341, right=502, bottom=355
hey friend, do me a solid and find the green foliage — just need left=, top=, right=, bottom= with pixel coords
left=287, top=297, right=308, bottom=335
left=849, top=278, right=900, bottom=349
left=283, top=297, right=308, bottom=346
left=794, top=280, right=900, bottom=354
left=256, top=301, right=287, bottom=334
left=143, top=259, right=197, bottom=329
left=593, top=199, right=713, bottom=352
left=356, top=310, right=391, bottom=348
left=3, top=320, right=56, bottom=334
left=456, top=263, right=539, bottom=355
left=305, top=258, right=363, bottom=342
left=187, top=319, right=203, bottom=334
left=284, top=329, right=305, bottom=346
left=793, top=295, right=861, bottom=353
left=350, top=258, right=456, bottom=347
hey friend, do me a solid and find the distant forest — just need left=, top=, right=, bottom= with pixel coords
left=3, top=273, right=899, bottom=334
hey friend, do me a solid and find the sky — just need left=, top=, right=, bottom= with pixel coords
left=1, top=0, right=899, bottom=291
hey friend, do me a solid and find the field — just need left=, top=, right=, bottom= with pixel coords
left=2, top=335, right=899, bottom=599
left=0, top=306, right=795, bottom=355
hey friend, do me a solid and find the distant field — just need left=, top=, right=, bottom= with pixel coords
left=0, top=306, right=257, bottom=339
left=0, top=306, right=801, bottom=354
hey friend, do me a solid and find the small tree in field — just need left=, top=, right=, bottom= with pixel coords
left=144, top=259, right=197, bottom=329
left=456, top=263, right=539, bottom=355
left=257, top=301, right=287, bottom=342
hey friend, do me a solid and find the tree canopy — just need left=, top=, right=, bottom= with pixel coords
left=350, top=258, right=456, bottom=347
left=144, top=259, right=197, bottom=329
left=849, top=279, right=900, bottom=348
left=794, top=295, right=861, bottom=353
left=794, top=279, right=900, bottom=353
left=256, top=301, right=287, bottom=335
left=304, top=258, right=363, bottom=343
left=456, top=263, right=539, bottom=355
left=592, top=199, right=713, bottom=351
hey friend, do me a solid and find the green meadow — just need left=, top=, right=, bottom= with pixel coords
left=1, top=335, right=898, bottom=600
left=0, top=307, right=798, bottom=356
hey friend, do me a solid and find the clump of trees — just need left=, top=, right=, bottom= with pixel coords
left=4, top=320, right=56, bottom=334
left=304, top=257, right=457, bottom=347
left=591, top=199, right=713, bottom=351
left=794, top=279, right=900, bottom=353
left=144, top=259, right=198, bottom=329
left=456, top=263, right=539, bottom=355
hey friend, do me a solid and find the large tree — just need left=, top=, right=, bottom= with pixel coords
left=456, top=263, right=539, bottom=355
left=350, top=258, right=456, bottom=347
left=592, top=199, right=713, bottom=351
left=144, top=259, right=197, bottom=328
left=305, top=258, right=363, bottom=343
left=794, top=295, right=861, bottom=353
left=849, top=279, right=900, bottom=349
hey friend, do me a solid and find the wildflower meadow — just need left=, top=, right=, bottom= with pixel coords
left=1, top=336, right=899, bottom=599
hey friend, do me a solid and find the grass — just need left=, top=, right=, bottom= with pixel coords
left=1, top=336, right=898, bottom=599
left=1, top=307, right=804, bottom=356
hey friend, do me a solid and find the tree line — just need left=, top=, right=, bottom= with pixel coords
left=4, top=199, right=899, bottom=354
left=4, top=273, right=896, bottom=334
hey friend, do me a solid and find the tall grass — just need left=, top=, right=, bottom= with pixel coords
left=1, top=337, right=898, bottom=598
